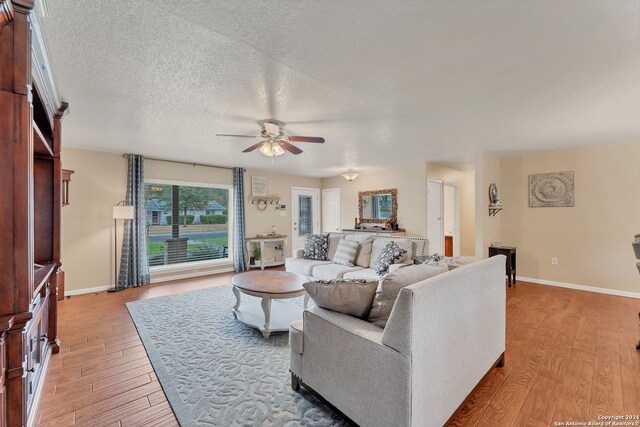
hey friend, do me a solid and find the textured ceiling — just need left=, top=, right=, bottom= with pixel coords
left=40, top=0, right=640, bottom=177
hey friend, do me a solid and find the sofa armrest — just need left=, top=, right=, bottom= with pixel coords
left=305, top=306, right=384, bottom=344
left=302, top=306, right=411, bottom=427
left=293, top=248, right=305, bottom=259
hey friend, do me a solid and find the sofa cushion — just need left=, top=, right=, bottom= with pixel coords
left=327, top=234, right=345, bottom=261
left=368, top=263, right=448, bottom=328
left=304, top=279, right=378, bottom=319
left=371, top=238, right=414, bottom=266
left=343, top=268, right=380, bottom=281
left=445, top=256, right=479, bottom=270
left=345, top=235, right=375, bottom=268
left=289, top=320, right=304, bottom=354
left=311, top=263, right=364, bottom=281
left=371, top=241, right=408, bottom=275
left=303, top=234, right=330, bottom=260
left=285, top=257, right=333, bottom=277
left=333, top=240, right=360, bottom=266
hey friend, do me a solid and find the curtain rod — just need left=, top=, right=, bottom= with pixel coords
left=122, top=154, right=245, bottom=172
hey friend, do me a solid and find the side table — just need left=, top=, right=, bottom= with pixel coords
left=489, top=246, right=517, bottom=287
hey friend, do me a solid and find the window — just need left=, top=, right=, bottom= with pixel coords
left=144, top=182, right=232, bottom=267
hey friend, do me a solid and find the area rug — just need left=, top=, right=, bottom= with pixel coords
left=126, top=286, right=349, bottom=426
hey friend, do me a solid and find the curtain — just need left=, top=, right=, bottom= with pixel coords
left=117, top=154, right=150, bottom=288
left=371, top=195, right=380, bottom=218
left=233, top=167, right=248, bottom=272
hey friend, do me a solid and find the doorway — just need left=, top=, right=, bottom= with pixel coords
left=322, top=188, right=341, bottom=233
left=427, top=180, right=460, bottom=256
left=292, top=187, right=320, bottom=250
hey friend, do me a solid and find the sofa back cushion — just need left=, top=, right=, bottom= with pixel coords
left=303, top=234, right=330, bottom=260
left=345, top=235, right=375, bottom=267
left=332, top=239, right=360, bottom=266
left=304, top=279, right=378, bottom=319
left=368, top=263, right=448, bottom=328
left=327, top=234, right=346, bottom=261
left=371, top=238, right=414, bottom=266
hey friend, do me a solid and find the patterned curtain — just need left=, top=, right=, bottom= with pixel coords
left=117, top=154, right=150, bottom=288
left=233, top=167, right=248, bottom=272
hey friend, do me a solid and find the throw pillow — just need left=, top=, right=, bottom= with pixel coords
left=345, top=235, right=375, bottom=267
left=332, top=240, right=360, bottom=266
left=304, top=279, right=378, bottom=319
left=371, top=241, right=408, bottom=275
left=368, top=263, right=449, bottom=328
left=303, top=234, right=330, bottom=261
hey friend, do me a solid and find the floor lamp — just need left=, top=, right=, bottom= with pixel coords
left=109, top=201, right=135, bottom=293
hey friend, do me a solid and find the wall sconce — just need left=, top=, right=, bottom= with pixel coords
left=341, top=169, right=359, bottom=181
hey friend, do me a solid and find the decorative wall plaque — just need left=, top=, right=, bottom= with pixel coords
left=529, top=171, right=574, bottom=207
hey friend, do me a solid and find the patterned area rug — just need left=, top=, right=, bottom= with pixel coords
left=126, top=286, right=348, bottom=427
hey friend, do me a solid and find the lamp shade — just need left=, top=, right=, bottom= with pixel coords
left=341, top=169, right=359, bottom=181
left=113, top=205, right=134, bottom=219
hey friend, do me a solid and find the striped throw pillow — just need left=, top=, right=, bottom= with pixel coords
left=332, top=240, right=360, bottom=266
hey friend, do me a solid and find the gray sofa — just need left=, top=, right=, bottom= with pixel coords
left=289, top=256, right=506, bottom=427
left=285, top=234, right=429, bottom=281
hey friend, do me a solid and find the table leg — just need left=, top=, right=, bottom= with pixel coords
left=304, top=292, right=309, bottom=309
left=232, top=286, right=241, bottom=318
left=261, top=296, right=272, bottom=339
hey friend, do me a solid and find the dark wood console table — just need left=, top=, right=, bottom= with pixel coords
left=489, top=246, right=517, bottom=287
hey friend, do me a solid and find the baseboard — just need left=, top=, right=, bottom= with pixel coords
left=64, top=267, right=236, bottom=297
left=518, top=276, right=640, bottom=299
left=64, top=284, right=113, bottom=297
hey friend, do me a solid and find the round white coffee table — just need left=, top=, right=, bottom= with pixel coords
left=231, top=271, right=309, bottom=338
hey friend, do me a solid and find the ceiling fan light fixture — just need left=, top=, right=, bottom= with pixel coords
left=342, top=169, right=359, bottom=181
left=260, top=141, right=285, bottom=157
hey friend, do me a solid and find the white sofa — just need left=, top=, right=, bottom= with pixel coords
left=289, top=256, right=506, bottom=427
left=285, top=233, right=429, bottom=281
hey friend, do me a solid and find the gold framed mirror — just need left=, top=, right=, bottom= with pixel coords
left=358, top=188, right=397, bottom=224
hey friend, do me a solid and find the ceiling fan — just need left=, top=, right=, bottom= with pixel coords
left=216, top=120, right=325, bottom=157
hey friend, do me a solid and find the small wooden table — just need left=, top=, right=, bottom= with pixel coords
left=489, top=245, right=517, bottom=287
left=231, top=271, right=309, bottom=338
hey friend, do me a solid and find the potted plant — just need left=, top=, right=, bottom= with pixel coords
left=251, top=246, right=261, bottom=265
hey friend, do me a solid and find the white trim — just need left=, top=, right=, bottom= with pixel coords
left=150, top=266, right=235, bottom=284
left=443, top=182, right=460, bottom=257
left=150, top=258, right=232, bottom=274
left=519, top=276, right=640, bottom=299
left=65, top=285, right=113, bottom=297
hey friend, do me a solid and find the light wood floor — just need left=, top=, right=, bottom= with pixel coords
left=36, top=272, right=640, bottom=426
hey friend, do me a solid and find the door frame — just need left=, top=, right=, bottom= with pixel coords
left=426, top=179, right=444, bottom=255
left=291, top=187, right=321, bottom=250
left=322, top=188, right=341, bottom=233
left=443, top=182, right=461, bottom=257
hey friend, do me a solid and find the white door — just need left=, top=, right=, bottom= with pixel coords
left=427, top=180, right=444, bottom=255
left=292, top=188, right=320, bottom=251
left=322, top=188, right=341, bottom=233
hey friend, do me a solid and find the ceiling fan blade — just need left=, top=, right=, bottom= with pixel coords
left=287, top=136, right=325, bottom=143
left=242, top=141, right=265, bottom=153
left=216, top=133, right=258, bottom=139
left=264, top=122, right=279, bottom=136
left=280, top=141, right=303, bottom=155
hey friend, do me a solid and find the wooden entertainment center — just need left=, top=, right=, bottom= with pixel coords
left=1, top=1, right=68, bottom=425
